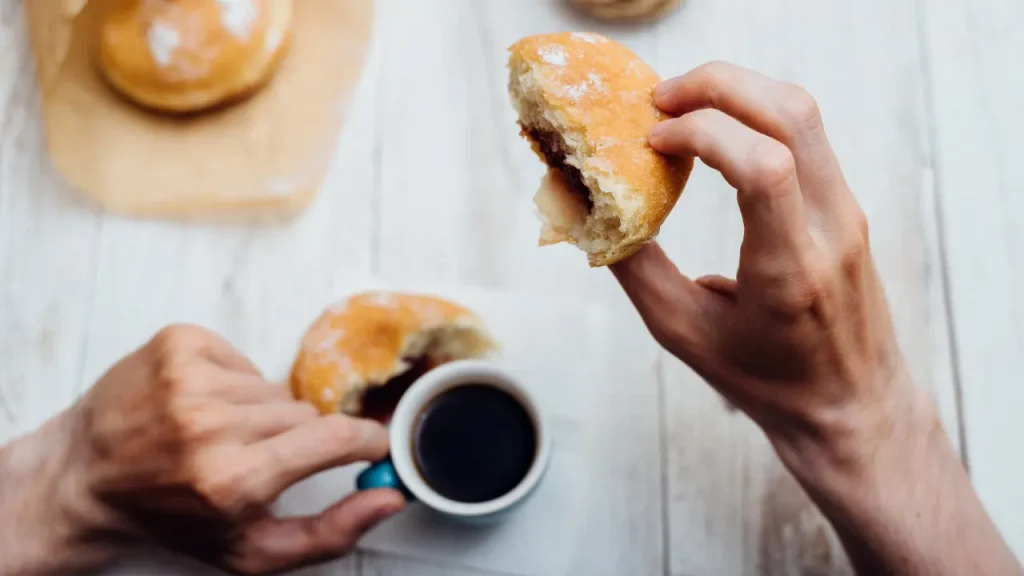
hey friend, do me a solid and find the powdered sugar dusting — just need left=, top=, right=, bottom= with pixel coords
left=573, top=32, right=606, bottom=44
left=539, top=46, right=567, bottom=67
left=366, top=292, right=396, bottom=308
left=625, top=59, right=645, bottom=76
left=217, top=0, right=258, bottom=39
left=146, top=21, right=180, bottom=67
left=417, top=302, right=446, bottom=326
left=333, top=356, right=353, bottom=375
left=308, top=327, right=344, bottom=354
left=565, top=82, right=589, bottom=101
left=562, top=73, right=608, bottom=102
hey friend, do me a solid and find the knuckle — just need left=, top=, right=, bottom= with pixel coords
left=175, top=404, right=230, bottom=442
left=320, top=415, right=359, bottom=447
left=148, top=327, right=220, bottom=398
left=699, top=61, right=733, bottom=103
left=779, top=85, right=822, bottom=133
left=763, top=258, right=830, bottom=316
left=150, top=324, right=207, bottom=354
left=747, top=142, right=797, bottom=194
left=682, top=109, right=717, bottom=133
left=155, top=360, right=206, bottom=400
left=700, top=60, right=733, bottom=81
left=196, top=465, right=262, bottom=517
left=296, top=401, right=321, bottom=421
left=764, top=282, right=815, bottom=316
left=836, top=210, right=870, bottom=271
left=851, top=209, right=870, bottom=244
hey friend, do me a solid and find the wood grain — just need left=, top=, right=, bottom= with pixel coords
left=650, top=0, right=959, bottom=574
left=361, top=552, right=507, bottom=576
left=370, top=1, right=665, bottom=573
left=67, top=12, right=390, bottom=576
left=918, top=0, right=1024, bottom=557
left=0, top=0, right=101, bottom=443
left=76, top=23, right=385, bottom=391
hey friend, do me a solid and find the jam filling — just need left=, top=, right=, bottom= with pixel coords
left=360, top=356, right=446, bottom=424
left=522, top=124, right=594, bottom=210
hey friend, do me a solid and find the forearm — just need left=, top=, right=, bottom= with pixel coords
left=0, top=412, right=125, bottom=575
left=774, top=386, right=1022, bottom=575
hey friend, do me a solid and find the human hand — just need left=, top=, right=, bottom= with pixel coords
left=617, top=61, right=915, bottom=462
left=0, top=325, right=403, bottom=575
left=612, top=61, right=1021, bottom=575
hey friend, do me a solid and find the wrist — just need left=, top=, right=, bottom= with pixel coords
left=771, top=375, right=947, bottom=494
left=768, top=377, right=997, bottom=574
left=0, top=410, right=129, bottom=574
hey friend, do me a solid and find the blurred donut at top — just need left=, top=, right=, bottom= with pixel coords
left=567, top=0, right=683, bottom=23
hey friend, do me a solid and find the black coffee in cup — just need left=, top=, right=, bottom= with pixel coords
left=412, top=384, right=537, bottom=503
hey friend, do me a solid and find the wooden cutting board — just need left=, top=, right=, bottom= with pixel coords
left=24, top=0, right=373, bottom=221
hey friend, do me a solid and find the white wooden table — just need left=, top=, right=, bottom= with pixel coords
left=1, top=0, right=1022, bottom=574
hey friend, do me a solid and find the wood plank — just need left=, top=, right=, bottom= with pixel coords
left=918, top=0, right=1024, bottom=556
left=74, top=14, right=389, bottom=575
left=103, top=547, right=360, bottom=576
left=361, top=552, right=507, bottom=576
left=372, top=1, right=665, bottom=574
left=77, top=26, right=384, bottom=390
left=0, top=1, right=101, bottom=443
left=652, top=0, right=959, bottom=573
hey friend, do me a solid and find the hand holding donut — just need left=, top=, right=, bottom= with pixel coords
left=612, top=61, right=1021, bottom=576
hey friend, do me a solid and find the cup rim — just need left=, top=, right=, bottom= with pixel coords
left=387, top=359, right=551, bottom=517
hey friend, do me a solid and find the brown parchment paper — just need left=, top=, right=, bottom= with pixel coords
left=24, top=0, right=373, bottom=220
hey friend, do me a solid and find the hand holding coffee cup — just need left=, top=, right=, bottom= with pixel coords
left=356, top=361, right=551, bottom=523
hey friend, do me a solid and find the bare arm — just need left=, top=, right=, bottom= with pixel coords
left=780, top=376, right=1018, bottom=575
left=613, top=61, right=1021, bottom=575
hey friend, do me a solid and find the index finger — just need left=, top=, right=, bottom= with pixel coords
left=648, top=109, right=812, bottom=263
left=249, top=415, right=390, bottom=502
left=654, top=61, right=846, bottom=205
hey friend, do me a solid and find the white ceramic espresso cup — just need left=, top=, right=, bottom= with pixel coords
left=356, top=360, right=551, bottom=523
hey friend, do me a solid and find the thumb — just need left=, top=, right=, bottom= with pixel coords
left=233, top=489, right=405, bottom=574
left=610, top=242, right=718, bottom=365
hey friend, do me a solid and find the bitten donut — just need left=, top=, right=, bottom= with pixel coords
left=508, top=32, right=693, bottom=267
left=98, top=0, right=293, bottom=114
left=568, top=0, right=683, bottom=23
left=290, top=292, right=499, bottom=418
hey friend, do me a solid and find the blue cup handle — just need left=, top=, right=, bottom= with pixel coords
left=356, top=458, right=415, bottom=501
